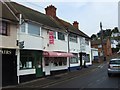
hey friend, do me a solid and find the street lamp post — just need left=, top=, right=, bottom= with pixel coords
left=100, top=22, right=106, bottom=61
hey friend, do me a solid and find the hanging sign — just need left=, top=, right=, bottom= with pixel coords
left=49, top=31, right=54, bottom=44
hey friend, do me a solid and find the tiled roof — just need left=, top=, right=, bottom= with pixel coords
left=4, top=2, right=90, bottom=38
left=0, top=1, right=18, bottom=22
left=6, top=2, right=65, bottom=31
left=54, top=17, right=90, bottom=38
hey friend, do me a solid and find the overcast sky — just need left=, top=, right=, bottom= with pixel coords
left=11, top=0, right=119, bottom=37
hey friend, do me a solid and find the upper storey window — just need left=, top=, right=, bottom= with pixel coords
left=58, top=32, right=65, bottom=40
left=28, top=23, right=40, bottom=36
left=69, top=34, right=77, bottom=43
left=0, top=21, right=8, bottom=35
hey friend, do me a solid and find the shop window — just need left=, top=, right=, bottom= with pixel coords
left=20, top=56, right=34, bottom=70
left=53, top=57, right=67, bottom=66
left=0, top=21, right=9, bottom=35
left=54, top=62, right=58, bottom=66
left=59, top=61, right=62, bottom=66
left=70, top=57, right=78, bottom=64
left=45, top=58, right=49, bottom=66
left=85, top=54, right=90, bottom=63
left=62, top=60, right=67, bottom=65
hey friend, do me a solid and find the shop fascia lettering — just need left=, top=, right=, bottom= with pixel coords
left=0, top=49, right=12, bottom=55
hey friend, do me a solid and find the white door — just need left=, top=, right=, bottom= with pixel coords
left=45, top=59, right=51, bottom=75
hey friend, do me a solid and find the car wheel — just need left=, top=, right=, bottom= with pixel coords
left=108, top=73, right=112, bottom=77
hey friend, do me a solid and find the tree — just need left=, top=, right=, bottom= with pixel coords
left=97, top=29, right=111, bottom=39
left=91, top=34, right=97, bottom=40
left=112, top=27, right=119, bottom=33
left=116, top=43, right=120, bottom=49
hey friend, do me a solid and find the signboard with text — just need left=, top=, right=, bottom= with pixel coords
left=49, top=31, right=54, bottom=44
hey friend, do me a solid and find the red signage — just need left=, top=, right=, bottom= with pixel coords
left=49, top=31, right=54, bottom=44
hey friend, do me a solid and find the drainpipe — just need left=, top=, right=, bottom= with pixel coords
left=17, top=14, right=22, bottom=84
left=66, top=28, right=70, bottom=72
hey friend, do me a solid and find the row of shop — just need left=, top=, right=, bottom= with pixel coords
left=2, top=48, right=90, bottom=86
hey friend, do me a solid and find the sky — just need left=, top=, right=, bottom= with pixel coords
left=11, top=0, right=119, bottom=37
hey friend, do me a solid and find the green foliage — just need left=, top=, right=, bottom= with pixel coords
left=97, top=29, right=112, bottom=39
left=91, top=34, right=97, bottom=40
left=112, top=48, right=119, bottom=53
left=94, top=27, right=119, bottom=41
left=116, top=43, right=120, bottom=49
left=112, top=27, right=119, bottom=33
left=111, top=36, right=120, bottom=42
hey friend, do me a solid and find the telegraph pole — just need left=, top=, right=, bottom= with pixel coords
left=100, top=22, right=106, bottom=61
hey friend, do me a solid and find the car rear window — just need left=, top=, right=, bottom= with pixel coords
left=110, top=60, right=120, bottom=64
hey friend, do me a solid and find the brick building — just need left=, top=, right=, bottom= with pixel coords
left=91, top=38, right=112, bottom=57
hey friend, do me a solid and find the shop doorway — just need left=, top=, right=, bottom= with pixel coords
left=35, top=51, right=43, bottom=77
left=79, top=52, right=86, bottom=67
left=2, top=49, right=17, bottom=86
left=44, top=58, right=51, bottom=75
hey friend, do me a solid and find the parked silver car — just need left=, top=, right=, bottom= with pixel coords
left=108, top=58, right=120, bottom=77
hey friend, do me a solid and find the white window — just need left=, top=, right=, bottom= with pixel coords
left=85, top=39, right=89, bottom=45
left=69, top=34, right=77, bottom=43
left=80, top=37, right=85, bottom=45
left=58, top=32, right=65, bottom=40
left=70, top=54, right=78, bottom=64
left=70, top=57, right=78, bottom=64
left=21, top=23, right=25, bottom=32
left=28, top=23, right=40, bottom=36
left=54, top=31, right=56, bottom=39
left=0, top=21, right=8, bottom=35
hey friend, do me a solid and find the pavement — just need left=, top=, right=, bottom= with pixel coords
left=2, top=61, right=107, bottom=89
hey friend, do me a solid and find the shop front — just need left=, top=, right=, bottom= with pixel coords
left=19, top=50, right=43, bottom=83
left=43, top=51, right=74, bottom=75
left=1, top=48, right=17, bottom=86
left=69, top=53, right=80, bottom=71
left=79, top=52, right=91, bottom=66
left=79, top=52, right=86, bottom=67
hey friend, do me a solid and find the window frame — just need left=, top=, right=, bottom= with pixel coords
left=20, top=56, right=35, bottom=70
left=58, top=32, right=65, bottom=41
left=0, top=21, right=8, bottom=35
left=28, top=23, right=41, bottom=36
left=85, top=38, right=89, bottom=45
left=69, top=34, right=78, bottom=43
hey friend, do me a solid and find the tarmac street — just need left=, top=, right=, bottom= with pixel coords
left=44, top=62, right=120, bottom=88
left=2, top=61, right=120, bottom=90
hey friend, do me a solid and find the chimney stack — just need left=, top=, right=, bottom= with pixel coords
left=45, top=5, right=57, bottom=18
left=73, top=21, right=79, bottom=29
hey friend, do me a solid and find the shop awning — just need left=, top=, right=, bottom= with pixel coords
left=43, top=51, right=74, bottom=57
